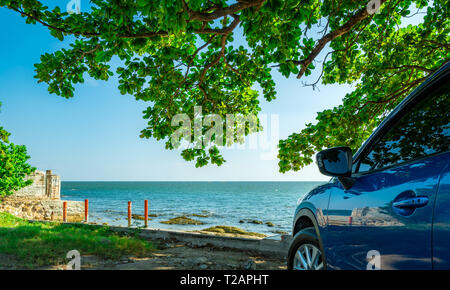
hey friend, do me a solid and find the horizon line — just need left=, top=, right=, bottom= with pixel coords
left=61, top=180, right=327, bottom=182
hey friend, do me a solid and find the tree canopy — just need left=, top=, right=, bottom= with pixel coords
left=2, top=0, right=448, bottom=171
left=0, top=103, right=35, bottom=197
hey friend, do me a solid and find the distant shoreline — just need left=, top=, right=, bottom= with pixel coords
left=61, top=180, right=327, bottom=183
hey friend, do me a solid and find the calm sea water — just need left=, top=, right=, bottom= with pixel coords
left=61, top=182, right=324, bottom=236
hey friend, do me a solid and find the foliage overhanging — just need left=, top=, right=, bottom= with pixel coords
left=2, top=0, right=448, bottom=171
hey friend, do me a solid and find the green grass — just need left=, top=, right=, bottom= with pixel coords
left=0, top=212, right=156, bottom=269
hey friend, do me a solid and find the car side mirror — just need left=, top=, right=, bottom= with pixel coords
left=316, top=147, right=352, bottom=177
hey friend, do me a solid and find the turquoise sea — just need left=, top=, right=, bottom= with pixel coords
left=61, top=181, right=324, bottom=236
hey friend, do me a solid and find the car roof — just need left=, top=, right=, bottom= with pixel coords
left=353, top=61, right=450, bottom=161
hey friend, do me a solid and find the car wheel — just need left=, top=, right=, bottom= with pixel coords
left=287, top=228, right=325, bottom=270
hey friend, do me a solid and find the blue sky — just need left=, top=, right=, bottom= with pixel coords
left=0, top=2, right=356, bottom=181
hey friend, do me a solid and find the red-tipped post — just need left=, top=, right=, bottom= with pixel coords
left=84, top=199, right=89, bottom=223
left=128, top=201, right=132, bottom=227
left=144, top=200, right=148, bottom=228
left=63, top=201, right=67, bottom=222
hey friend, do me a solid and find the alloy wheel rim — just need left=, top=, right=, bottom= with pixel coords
left=293, top=243, right=323, bottom=270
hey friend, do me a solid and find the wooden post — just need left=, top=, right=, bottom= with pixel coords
left=144, top=200, right=148, bottom=228
left=63, top=201, right=67, bottom=222
left=128, top=201, right=132, bottom=227
left=84, top=199, right=89, bottom=223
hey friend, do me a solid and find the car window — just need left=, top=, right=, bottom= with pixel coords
left=357, top=79, right=450, bottom=173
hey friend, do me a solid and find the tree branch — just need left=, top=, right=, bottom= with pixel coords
left=186, top=0, right=266, bottom=21
left=357, top=75, right=428, bottom=112
left=385, top=65, right=434, bottom=74
left=295, top=1, right=387, bottom=79
left=11, top=2, right=249, bottom=39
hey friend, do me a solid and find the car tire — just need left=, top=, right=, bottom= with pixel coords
left=287, top=228, right=325, bottom=270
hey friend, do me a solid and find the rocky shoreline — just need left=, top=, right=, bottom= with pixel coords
left=94, top=213, right=287, bottom=237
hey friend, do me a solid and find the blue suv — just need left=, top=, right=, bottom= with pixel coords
left=288, top=62, right=450, bottom=270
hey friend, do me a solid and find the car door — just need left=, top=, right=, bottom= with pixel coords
left=432, top=161, right=450, bottom=269
left=322, top=74, right=449, bottom=270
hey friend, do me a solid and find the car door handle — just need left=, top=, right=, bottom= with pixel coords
left=392, top=196, right=429, bottom=209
